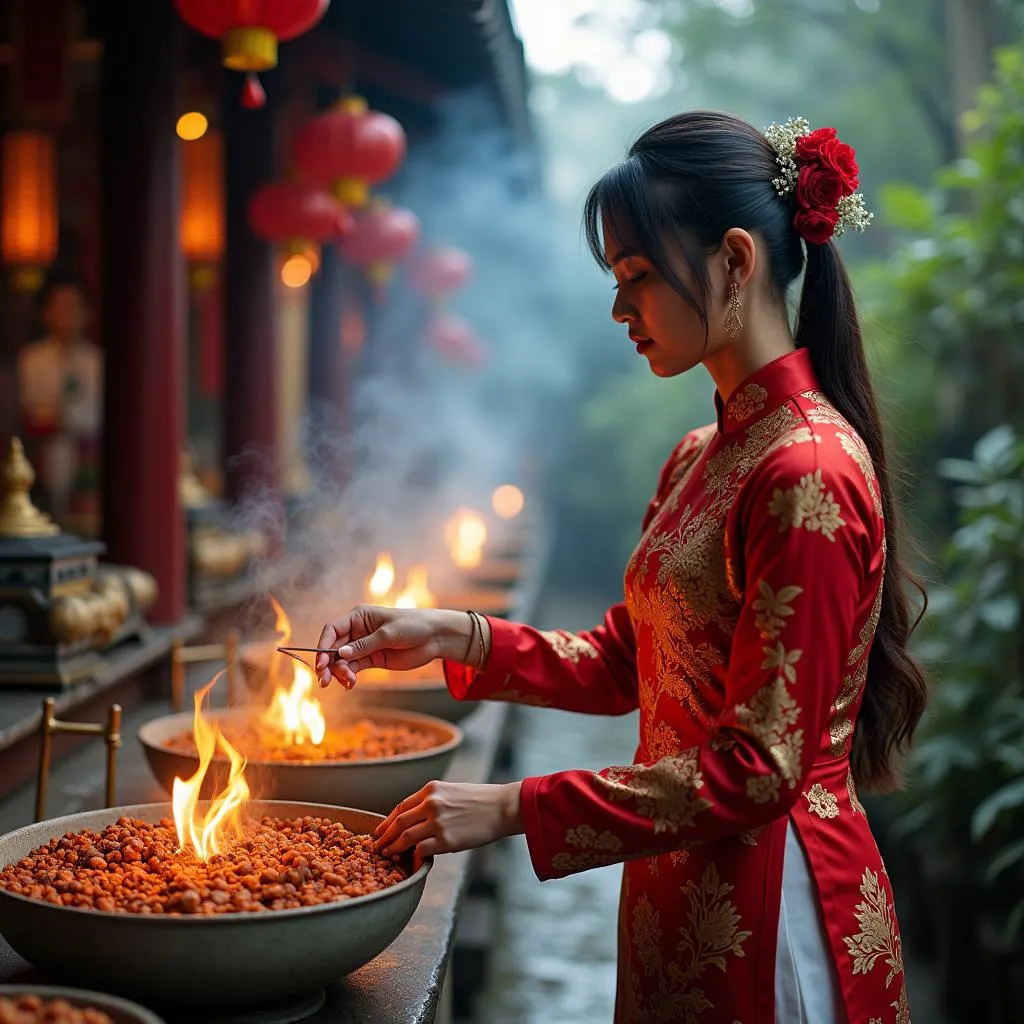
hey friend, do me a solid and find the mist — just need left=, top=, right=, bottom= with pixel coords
left=225, top=88, right=571, bottom=642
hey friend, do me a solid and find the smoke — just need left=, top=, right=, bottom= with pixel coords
left=225, top=88, right=571, bottom=641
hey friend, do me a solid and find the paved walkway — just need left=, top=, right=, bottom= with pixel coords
left=477, top=585, right=944, bottom=1022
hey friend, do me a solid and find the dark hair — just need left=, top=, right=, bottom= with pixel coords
left=584, top=110, right=927, bottom=793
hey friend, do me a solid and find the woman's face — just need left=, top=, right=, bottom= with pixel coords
left=604, top=225, right=712, bottom=379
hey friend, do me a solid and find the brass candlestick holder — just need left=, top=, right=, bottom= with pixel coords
left=170, top=630, right=240, bottom=712
left=35, top=698, right=122, bottom=822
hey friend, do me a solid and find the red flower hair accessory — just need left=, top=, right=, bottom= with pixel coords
left=764, top=117, right=872, bottom=245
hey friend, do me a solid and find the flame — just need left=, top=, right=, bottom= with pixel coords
left=492, top=484, right=525, bottom=519
left=395, top=565, right=435, bottom=608
left=445, top=508, right=488, bottom=569
left=261, top=596, right=326, bottom=748
left=171, top=675, right=250, bottom=861
left=262, top=660, right=326, bottom=747
left=366, top=551, right=397, bottom=605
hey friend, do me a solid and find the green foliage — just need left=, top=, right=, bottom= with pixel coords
left=862, top=41, right=1024, bottom=436
left=651, top=0, right=954, bottom=193
left=552, top=364, right=714, bottom=580
left=895, top=427, right=1024, bottom=941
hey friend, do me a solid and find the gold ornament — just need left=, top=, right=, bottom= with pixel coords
left=723, top=282, right=743, bottom=338
left=0, top=438, right=59, bottom=537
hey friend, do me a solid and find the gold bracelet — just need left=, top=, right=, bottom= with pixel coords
left=464, top=610, right=478, bottom=667
left=468, top=610, right=487, bottom=671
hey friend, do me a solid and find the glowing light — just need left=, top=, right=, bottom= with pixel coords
left=281, top=253, right=312, bottom=288
left=176, top=112, right=209, bottom=141
left=446, top=508, right=488, bottom=569
left=395, top=565, right=435, bottom=608
left=492, top=485, right=525, bottom=519
left=366, top=552, right=397, bottom=604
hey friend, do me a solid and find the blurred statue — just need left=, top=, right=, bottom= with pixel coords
left=16, top=275, right=103, bottom=528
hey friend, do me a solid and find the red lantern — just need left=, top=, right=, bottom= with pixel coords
left=248, top=180, right=352, bottom=245
left=409, top=246, right=474, bottom=301
left=339, top=202, right=419, bottom=286
left=426, top=313, right=487, bottom=368
left=291, top=96, right=406, bottom=208
left=174, top=1, right=330, bottom=109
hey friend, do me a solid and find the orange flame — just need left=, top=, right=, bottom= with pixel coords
left=366, top=551, right=397, bottom=606
left=395, top=564, right=436, bottom=608
left=262, top=596, right=326, bottom=747
left=492, top=484, right=525, bottom=519
left=445, top=508, right=488, bottom=569
left=171, top=674, right=250, bottom=861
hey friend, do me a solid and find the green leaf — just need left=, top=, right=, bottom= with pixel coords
left=971, top=778, right=1024, bottom=842
left=974, top=425, right=1018, bottom=471
left=979, top=595, right=1021, bottom=632
left=879, top=182, right=935, bottom=233
left=937, top=458, right=985, bottom=484
left=1003, top=897, right=1024, bottom=946
left=986, top=838, right=1024, bottom=883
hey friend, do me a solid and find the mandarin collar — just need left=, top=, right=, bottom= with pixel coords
left=713, top=348, right=818, bottom=434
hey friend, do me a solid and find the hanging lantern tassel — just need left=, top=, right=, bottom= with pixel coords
left=241, top=74, right=267, bottom=109
left=173, top=1, right=329, bottom=109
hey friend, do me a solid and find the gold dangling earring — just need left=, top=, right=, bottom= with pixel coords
left=723, top=281, right=743, bottom=337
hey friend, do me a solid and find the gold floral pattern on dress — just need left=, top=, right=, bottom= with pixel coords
left=538, top=629, right=600, bottom=663
left=746, top=774, right=781, bottom=804
left=552, top=824, right=626, bottom=872
left=752, top=580, right=803, bottom=639
left=623, top=862, right=753, bottom=1024
left=768, top=469, right=847, bottom=542
left=892, top=981, right=912, bottom=1024
left=738, top=826, right=764, bottom=846
left=727, top=382, right=768, bottom=422
left=669, top=849, right=690, bottom=867
left=598, top=752, right=713, bottom=834
left=848, top=580, right=884, bottom=667
left=632, top=896, right=664, bottom=976
left=844, top=867, right=905, bottom=989
left=829, top=659, right=867, bottom=756
left=735, top=670, right=804, bottom=787
left=838, top=430, right=883, bottom=517
left=565, top=824, right=623, bottom=853
left=551, top=850, right=623, bottom=872
left=847, top=768, right=866, bottom=816
left=647, top=721, right=682, bottom=760
left=803, top=389, right=851, bottom=430
left=804, top=783, right=840, bottom=819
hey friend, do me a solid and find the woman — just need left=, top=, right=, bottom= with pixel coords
left=317, top=112, right=927, bottom=1024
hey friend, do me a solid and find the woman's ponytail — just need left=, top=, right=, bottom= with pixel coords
left=797, top=241, right=928, bottom=792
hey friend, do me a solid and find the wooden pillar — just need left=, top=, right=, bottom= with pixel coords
left=223, top=75, right=281, bottom=514
left=307, top=248, right=361, bottom=487
left=98, top=1, right=185, bottom=624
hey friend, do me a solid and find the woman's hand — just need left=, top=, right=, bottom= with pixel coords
left=374, top=780, right=524, bottom=858
left=315, top=606, right=475, bottom=688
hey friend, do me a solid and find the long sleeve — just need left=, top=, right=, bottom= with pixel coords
left=444, top=604, right=640, bottom=715
left=518, top=437, right=883, bottom=880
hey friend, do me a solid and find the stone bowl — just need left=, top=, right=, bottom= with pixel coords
left=138, top=707, right=462, bottom=814
left=349, top=665, right=478, bottom=723
left=455, top=557, right=524, bottom=589
left=0, top=802, right=430, bottom=1009
left=0, top=985, right=166, bottom=1024
left=434, top=586, right=513, bottom=618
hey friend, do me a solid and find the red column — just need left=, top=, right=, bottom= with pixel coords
left=98, top=2, right=185, bottom=624
left=223, top=76, right=281, bottom=519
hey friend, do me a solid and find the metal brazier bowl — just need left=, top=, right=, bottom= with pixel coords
left=0, top=801, right=429, bottom=1008
left=139, top=707, right=461, bottom=814
left=0, top=985, right=167, bottom=1024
